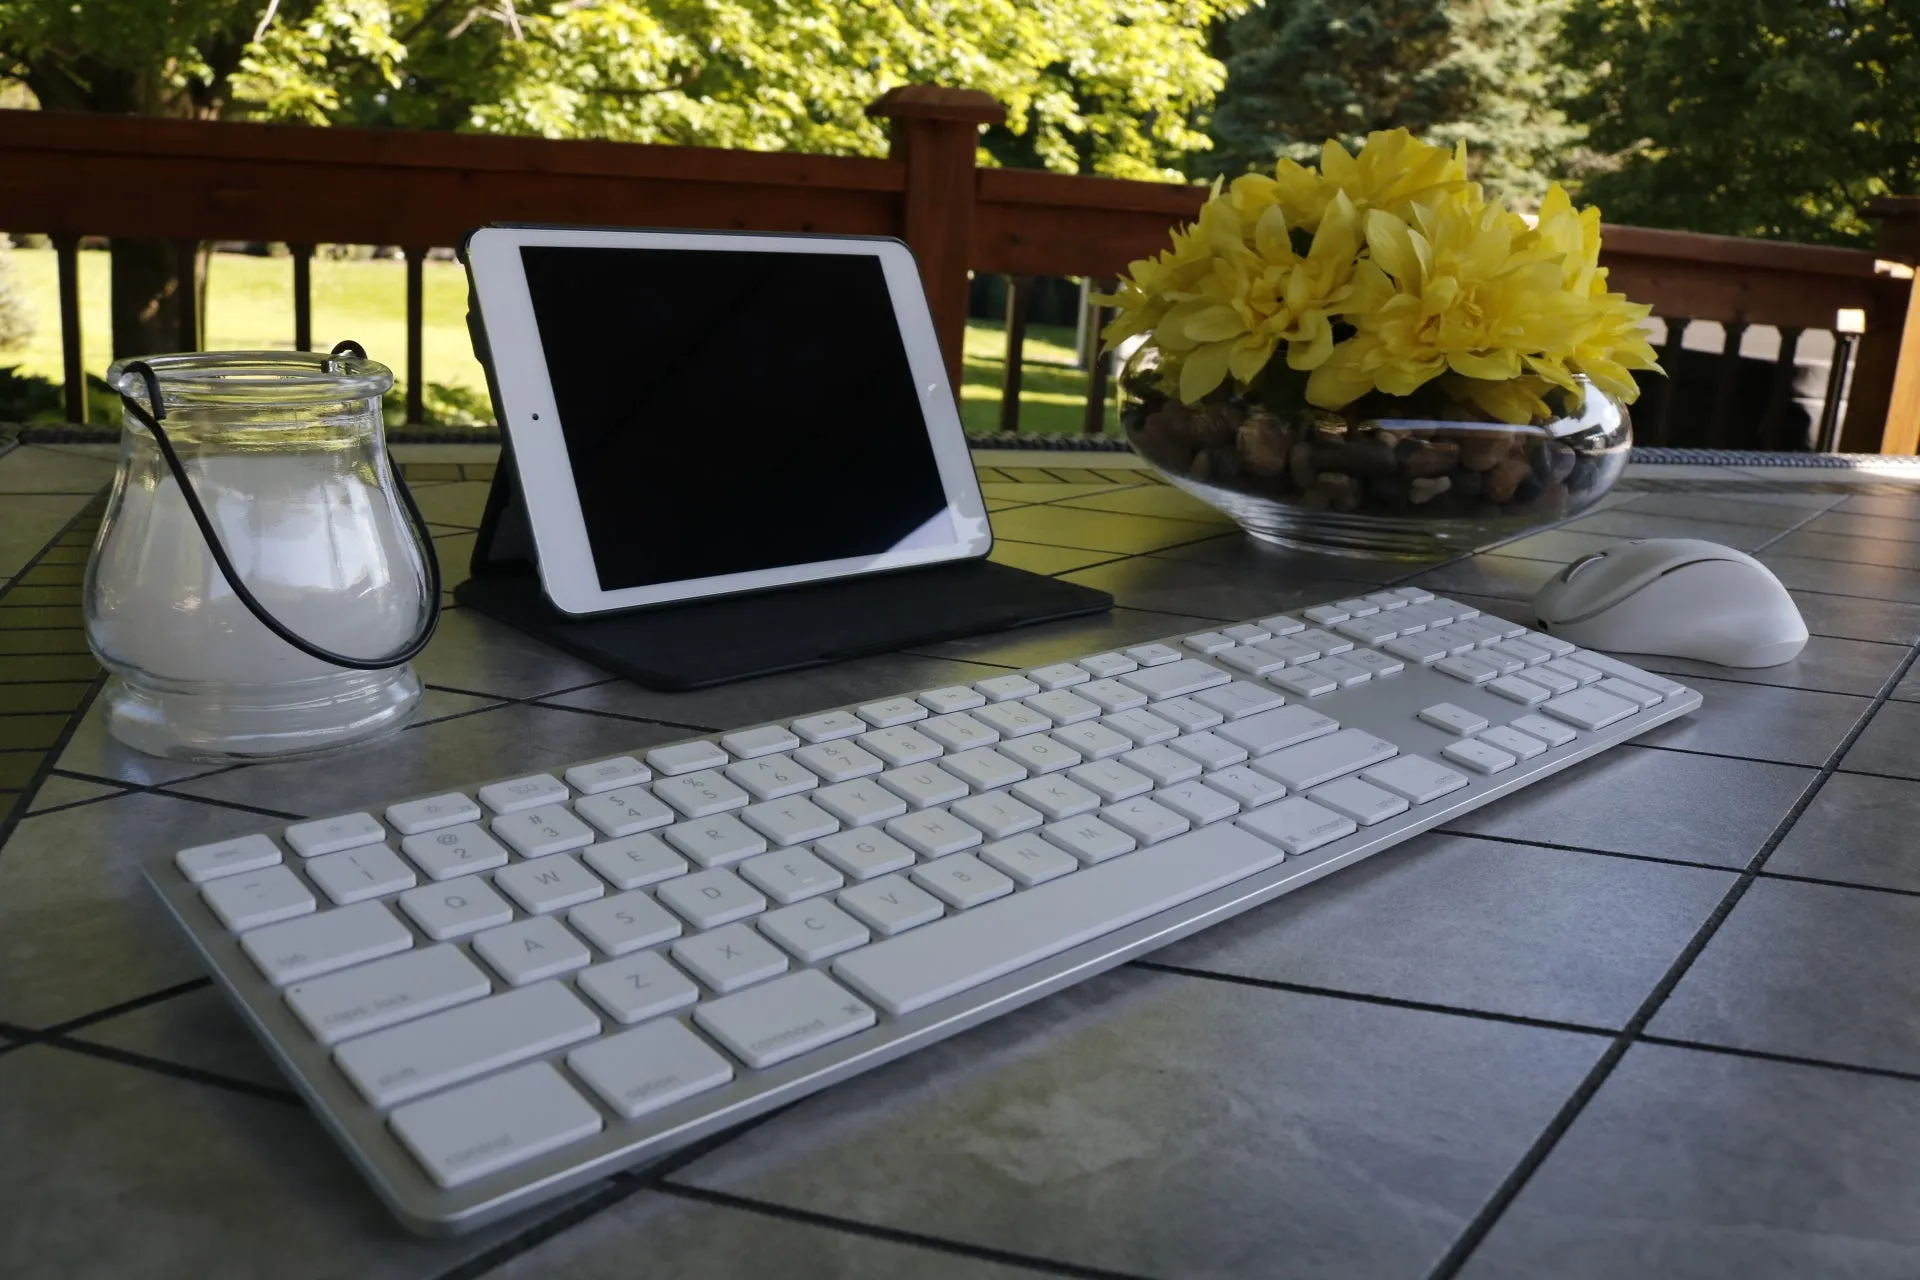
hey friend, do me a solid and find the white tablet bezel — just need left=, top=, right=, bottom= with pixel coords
left=465, top=225, right=993, bottom=617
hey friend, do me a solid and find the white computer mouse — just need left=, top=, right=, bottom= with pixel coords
left=1533, top=537, right=1808, bottom=668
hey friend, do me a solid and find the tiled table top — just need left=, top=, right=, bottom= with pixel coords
left=6, top=438, right=1920, bottom=1279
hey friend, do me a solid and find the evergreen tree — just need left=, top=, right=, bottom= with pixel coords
left=1202, top=0, right=1583, bottom=206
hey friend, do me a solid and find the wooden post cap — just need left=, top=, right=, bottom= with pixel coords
left=866, top=85, right=1007, bottom=126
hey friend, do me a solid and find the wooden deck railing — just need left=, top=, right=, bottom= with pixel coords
left=3, top=86, right=1917, bottom=452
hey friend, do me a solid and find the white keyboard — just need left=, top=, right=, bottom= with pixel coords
left=146, top=587, right=1700, bottom=1234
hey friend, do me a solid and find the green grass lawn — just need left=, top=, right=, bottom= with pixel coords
left=0, top=246, right=1119, bottom=434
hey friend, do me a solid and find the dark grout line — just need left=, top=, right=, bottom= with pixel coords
left=148, top=786, right=308, bottom=822
left=27, top=976, right=214, bottom=1040
left=1828, top=762, right=1920, bottom=786
left=38, top=1033, right=303, bottom=1106
left=523, top=699, right=724, bottom=737
left=1754, top=868, right=1920, bottom=901
left=655, top=1184, right=1148, bottom=1280
left=1131, top=960, right=1619, bottom=1039
left=1633, top=1034, right=1920, bottom=1086
left=1427, top=827, right=1742, bottom=876
left=1424, top=638, right=1920, bottom=1279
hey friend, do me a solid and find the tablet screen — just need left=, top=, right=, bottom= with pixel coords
left=519, top=245, right=958, bottom=593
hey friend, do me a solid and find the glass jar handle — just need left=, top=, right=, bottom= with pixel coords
left=115, top=344, right=443, bottom=672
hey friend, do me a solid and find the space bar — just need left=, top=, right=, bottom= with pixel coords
left=832, top=826, right=1286, bottom=1016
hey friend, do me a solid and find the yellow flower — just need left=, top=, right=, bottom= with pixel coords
left=1270, top=130, right=1472, bottom=232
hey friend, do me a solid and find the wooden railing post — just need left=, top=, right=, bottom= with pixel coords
left=866, top=86, right=1005, bottom=395
left=52, top=234, right=85, bottom=424
left=404, top=246, right=426, bottom=425
left=1000, top=275, right=1032, bottom=433
left=1841, top=197, right=1920, bottom=452
left=291, top=243, right=315, bottom=351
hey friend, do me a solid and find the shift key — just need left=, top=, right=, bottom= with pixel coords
left=334, top=981, right=599, bottom=1106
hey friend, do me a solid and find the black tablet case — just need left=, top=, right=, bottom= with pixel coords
left=451, top=230, right=1111, bottom=690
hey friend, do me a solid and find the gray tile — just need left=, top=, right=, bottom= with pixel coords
left=1895, top=665, right=1920, bottom=702
left=25, top=774, right=124, bottom=813
left=1480, top=528, right=1627, bottom=566
left=491, top=1190, right=1038, bottom=1280
left=1157, top=833, right=1733, bottom=1028
left=1648, top=878, right=1920, bottom=1074
left=679, top=969, right=1605, bottom=1280
left=1840, top=492, right=1920, bottom=521
left=1557, top=509, right=1784, bottom=552
left=56, top=702, right=235, bottom=788
left=169, top=701, right=682, bottom=818
left=1406, top=554, right=1564, bottom=601
left=1061, top=554, right=1377, bottom=621
left=1445, top=745, right=1814, bottom=869
left=1790, top=590, right=1920, bottom=645
left=1632, top=675, right=1868, bottom=767
left=407, top=686, right=508, bottom=725
left=1459, top=1043, right=1920, bottom=1280
left=1770, top=528, right=1920, bottom=572
left=540, top=653, right=1022, bottom=733
left=414, top=608, right=611, bottom=699
left=407, top=479, right=491, bottom=528
left=1147, top=532, right=1423, bottom=584
left=1629, top=634, right=1909, bottom=698
left=1611, top=491, right=1836, bottom=528
left=905, top=605, right=1219, bottom=669
left=1839, top=700, right=1920, bottom=781
left=1767, top=772, right=1920, bottom=893
left=432, top=529, right=477, bottom=596
left=391, top=442, right=500, bottom=464
left=0, top=791, right=280, bottom=1025
left=0, top=444, right=116, bottom=494
left=0, top=493, right=94, bottom=578
left=0, top=1044, right=550, bottom=1279
left=1759, top=553, right=1920, bottom=604
left=67, top=985, right=287, bottom=1090
left=1800, top=509, right=1920, bottom=543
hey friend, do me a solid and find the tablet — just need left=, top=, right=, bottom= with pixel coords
left=463, top=226, right=993, bottom=617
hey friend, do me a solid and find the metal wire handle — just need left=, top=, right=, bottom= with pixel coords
left=114, top=341, right=443, bottom=671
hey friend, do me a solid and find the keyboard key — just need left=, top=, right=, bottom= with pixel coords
left=495, top=852, right=606, bottom=913
left=1360, top=754, right=1473, bottom=803
left=1217, top=705, right=1340, bottom=755
left=202, top=866, right=316, bottom=931
left=1252, top=729, right=1398, bottom=791
left=569, top=891, right=683, bottom=955
left=473, top=916, right=593, bottom=986
left=1154, top=781, right=1240, bottom=825
left=1435, top=654, right=1500, bottom=684
left=792, top=710, right=864, bottom=742
left=886, top=809, right=983, bottom=858
left=568, top=1017, right=730, bottom=1117
left=1207, top=764, right=1289, bottom=809
left=814, top=829, right=918, bottom=880
left=663, top=815, right=767, bottom=868
left=1427, top=628, right=1481, bottom=657
left=1442, top=738, right=1518, bottom=774
left=725, top=755, right=820, bottom=800
left=1426, top=597, right=1480, bottom=623
left=1488, top=676, right=1552, bottom=706
left=1516, top=664, right=1578, bottom=694
left=950, top=792, right=1045, bottom=839
left=1078, top=678, right=1150, bottom=712
left=1050, top=720, right=1133, bottom=760
left=1480, top=725, right=1548, bottom=760
left=1119, top=658, right=1231, bottom=700
left=739, top=797, right=839, bottom=846
left=1418, top=703, right=1489, bottom=735
left=1300, top=656, right=1373, bottom=688
left=582, top=834, right=687, bottom=890
left=739, top=849, right=844, bottom=904
left=1257, top=614, right=1307, bottom=636
left=306, top=844, right=416, bottom=905
left=941, top=747, right=1028, bottom=791
left=1169, top=730, right=1249, bottom=771
left=575, top=788, right=676, bottom=838
left=672, top=923, right=789, bottom=993
left=856, top=726, right=945, bottom=765
left=1078, top=652, right=1138, bottom=678
left=1066, top=759, right=1155, bottom=804
left=839, top=874, right=945, bottom=935
left=1510, top=714, right=1578, bottom=747
left=793, top=739, right=886, bottom=782
left=1042, top=816, right=1138, bottom=864
left=656, top=868, right=765, bottom=929
left=1125, top=642, right=1183, bottom=666
left=1597, top=676, right=1664, bottom=709
left=1026, top=689, right=1101, bottom=725
left=391, top=1061, right=603, bottom=1189
left=976, top=673, right=1041, bottom=701
left=980, top=835, right=1079, bottom=886
left=758, top=900, right=871, bottom=962
left=1346, top=649, right=1406, bottom=679
left=1029, top=662, right=1092, bottom=689
left=176, top=833, right=280, bottom=884
left=1223, top=623, right=1272, bottom=644
left=835, top=825, right=1285, bottom=1016
left=1013, top=775, right=1105, bottom=820
left=1100, top=797, right=1191, bottom=844
left=1255, top=636, right=1320, bottom=665
left=972, top=703, right=1053, bottom=739
left=720, top=725, right=801, bottom=759
left=1364, top=591, right=1408, bottom=611
left=1475, top=648, right=1526, bottom=676
left=1335, top=616, right=1400, bottom=645
left=1541, top=688, right=1639, bottom=731
left=1393, top=586, right=1435, bottom=603
left=285, top=812, right=385, bottom=857
left=335, top=980, right=600, bottom=1107
left=812, top=778, right=909, bottom=827
left=695, top=969, right=877, bottom=1069
left=385, top=793, right=483, bottom=836
left=1237, top=795, right=1357, bottom=854
left=1218, top=646, right=1287, bottom=677
left=645, top=742, right=729, bottom=777
left=492, top=804, right=596, bottom=858
left=398, top=875, right=514, bottom=941
left=575, top=951, right=701, bottom=1025
left=917, top=685, right=987, bottom=714
left=286, top=944, right=490, bottom=1045
left=241, top=900, right=412, bottom=985
left=1489, top=640, right=1552, bottom=667
left=1541, top=657, right=1604, bottom=687
left=1153, top=696, right=1224, bottom=732
left=1269, top=667, right=1337, bottom=698
left=877, top=764, right=970, bottom=809
left=1309, top=776, right=1408, bottom=825
left=1523, top=630, right=1578, bottom=657
left=857, top=697, right=928, bottom=727
left=1445, top=619, right=1511, bottom=648
left=997, top=734, right=1084, bottom=776
left=1384, top=606, right=1430, bottom=634
left=1194, top=680, right=1286, bottom=719
left=918, top=712, right=1000, bottom=751
left=1333, top=597, right=1379, bottom=617
left=1183, top=631, right=1236, bottom=654
left=561, top=758, right=651, bottom=797
left=1303, top=604, right=1349, bottom=625
left=1114, top=741, right=1200, bottom=788
left=913, top=854, right=1016, bottom=908
left=654, top=770, right=751, bottom=818
left=1293, top=628, right=1354, bottom=656
left=1103, top=707, right=1180, bottom=745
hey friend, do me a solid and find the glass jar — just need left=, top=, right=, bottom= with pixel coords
left=1119, top=345, right=1632, bottom=559
left=87, top=350, right=432, bottom=761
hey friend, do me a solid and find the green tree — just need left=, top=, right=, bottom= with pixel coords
left=1202, top=0, right=1584, bottom=206
left=1561, top=0, right=1920, bottom=245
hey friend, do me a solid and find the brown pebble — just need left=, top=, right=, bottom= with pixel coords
left=1532, top=440, right=1577, bottom=485
left=1484, top=455, right=1532, bottom=503
left=1237, top=412, right=1292, bottom=477
left=1398, top=439, right=1459, bottom=479
left=1409, top=475, right=1452, bottom=504
left=1314, top=472, right=1361, bottom=512
left=1192, top=402, right=1243, bottom=448
left=1458, top=431, right=1516, bottom=471
left=1289, top=441, right=1318, bottom=490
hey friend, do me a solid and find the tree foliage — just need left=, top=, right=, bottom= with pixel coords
left=1201, top=0, right=1584, bottom=206
left=1561, top=0, right=1920, bottom=246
